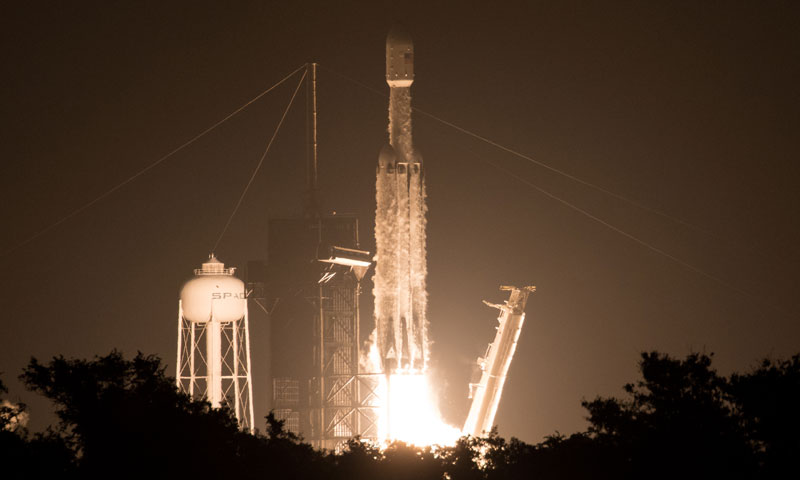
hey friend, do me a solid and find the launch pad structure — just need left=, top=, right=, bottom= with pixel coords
left=179, top=36, right=535, bottom=447
left=248, top=63, right=380, bottom=449
left=463, top=286, right=535, bottom=437
left=250, top=37, right=535, bottom=447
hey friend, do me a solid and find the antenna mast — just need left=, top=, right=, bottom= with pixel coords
left=304, top=62, right=319, bottom=218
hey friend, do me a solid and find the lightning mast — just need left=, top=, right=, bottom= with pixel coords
left=305, top=62, right=320, bottom=219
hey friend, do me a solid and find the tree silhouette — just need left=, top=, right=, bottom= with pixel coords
left=729, top=354, right=800, bottom=478
left=503, top=432, right=623, bottom=480
left=1, top=376, right=25, bottom=431
left=19, top=351, right=332, bottom=479
left=1, top=375, right=76, bottom=479
left=582, top=352, right=755, bottom=479
left=7, top=349, right=799, bottom=479
left=242, top=411, right=332, bottom=479
left=380, top=440, right=444, bottom=480
left=331, top=436, right=382, bottom=480
left=437, top=434, right=486, bottom=480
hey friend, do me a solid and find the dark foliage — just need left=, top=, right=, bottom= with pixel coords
left=330, top=436, right=382, bottom=479
left=582, top=352, right=756, bottom=479
left=1, top=376, right=76, bottom=479
left=728, top=354, right=800, bottom=478
left=15, top=351, right=330, bottom=479
left=3, top=350, right=798, bottom=479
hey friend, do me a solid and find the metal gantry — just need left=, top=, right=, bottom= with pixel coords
left=310, top=251, right=379, bottom=450
left=176, top=302, right=255, bottom=431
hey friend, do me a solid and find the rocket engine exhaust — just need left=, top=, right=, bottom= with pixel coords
left=369, top=29, right=461, bottom=447
left=368, top=31, right=531, bottom=446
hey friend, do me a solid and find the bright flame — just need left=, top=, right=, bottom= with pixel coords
left=377, top=371, right=462, bottom=446
left=365, top=340, right=461, bottom=447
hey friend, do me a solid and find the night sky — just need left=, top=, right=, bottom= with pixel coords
left=2, top=1, right=798, bottom=442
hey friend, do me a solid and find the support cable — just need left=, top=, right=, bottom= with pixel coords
left=1, top=64, right=306, bottom=258
left=487, top=158, right=758, bottom=302
left=444, top=128, right=789, bottom=316
left=322, top=65, right=788, bottom=316
left=320, top=65, right=711, bottom=236
left=211, top=69, right=308, bottom=252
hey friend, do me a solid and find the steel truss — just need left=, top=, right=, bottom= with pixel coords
left=311, top=267, right=379, bottom=449
left=176, top=302, right=255, bottom=431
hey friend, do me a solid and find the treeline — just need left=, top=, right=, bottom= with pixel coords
left=2, top=350, right=798, bottom=479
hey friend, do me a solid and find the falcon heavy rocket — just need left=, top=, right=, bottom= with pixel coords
left=373, top=27, right=428, bottom=375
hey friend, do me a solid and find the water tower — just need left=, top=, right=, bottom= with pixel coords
left=176, top=254, right=254, bottom=430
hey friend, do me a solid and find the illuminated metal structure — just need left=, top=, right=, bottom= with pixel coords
left=463, top=285, right=535, bottom=437
left=249, top=63, right=379, bottom=449
left=176, top=254, right=255, bottom=431
left=313, top=246, right=379, bottom=448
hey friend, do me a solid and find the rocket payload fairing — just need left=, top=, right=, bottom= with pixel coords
left=374, top=28, right=428, bottom=374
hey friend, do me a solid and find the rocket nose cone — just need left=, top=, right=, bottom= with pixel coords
left=387, top=25, right=412, bottom=48
left=386, top=26, right=414, bottom=86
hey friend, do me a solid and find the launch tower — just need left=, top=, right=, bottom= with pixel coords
left=248, top=64, right=379, bottom=449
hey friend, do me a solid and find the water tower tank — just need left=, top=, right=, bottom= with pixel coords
left=180, top=254, right=246, bottom=323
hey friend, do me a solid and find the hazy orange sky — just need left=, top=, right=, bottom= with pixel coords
left=1, top=1, right=798, bottom=442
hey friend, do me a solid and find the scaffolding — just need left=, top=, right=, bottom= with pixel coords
left=311, top=256, right=380, bottom=449
left=176, top=301, right=255, bottom=431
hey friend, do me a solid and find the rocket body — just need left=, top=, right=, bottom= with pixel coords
left=386, top=28, right=414, bottom=87
left=374, top=29, right=428, bottom=373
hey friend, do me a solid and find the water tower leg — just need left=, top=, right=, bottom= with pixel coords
left=189, top=322, right=196, bottom=397
left=207, top=317, right=222, bottom=407
left=232, top=317, right=241, bottom=423
left=176, top=303, right=183, bottom=388
left=243, top=306, right=255, bottom=430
